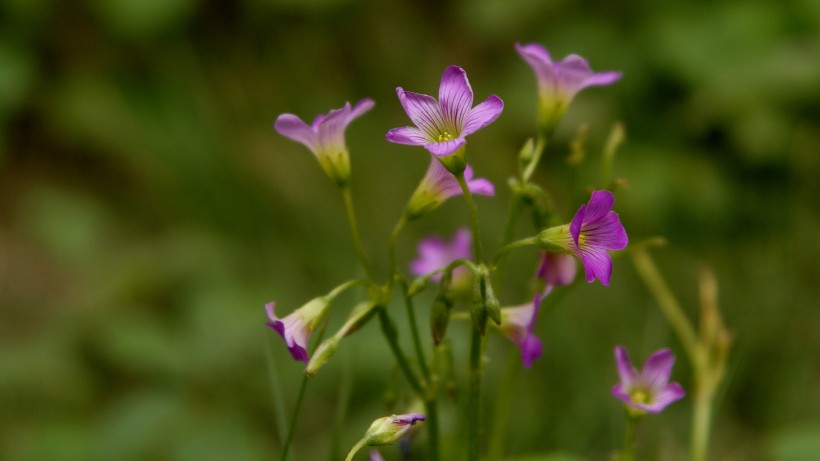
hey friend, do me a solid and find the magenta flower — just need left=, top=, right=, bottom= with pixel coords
left=537, top=252, right=577, bottom=290
left=405, top=159, right=494, bottom=219
left=274, top=98, right=374, bottom=186
left=265, top=298, right=331, bottom=364
left=516, top=43, right=621, bottom=131
left=498, top=294, right=544, bottom=368
left=369, top=450, right=385, bottom=461
left=569, top=190, right=628, bottom=285
left=612, top=345, right=685, bottom=414
left=410, top=228, right=472, bottom=282
left=386, top=65, right=503, bottom=157
left=541, top=190, right=627, bottom=286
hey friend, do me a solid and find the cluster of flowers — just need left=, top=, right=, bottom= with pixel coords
left=267, top=43, right=684, bottom=459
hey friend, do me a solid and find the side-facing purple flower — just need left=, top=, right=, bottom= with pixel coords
left=612, top=345, right=685, bottom=414
left=405, top=159, right=494, bottom=219
left=410, top=228, right=472, bottom=283
left=274, top=98, right=374, bottom=186
left=386, top=66, right=503, bottom=158
left=498, top=294, right=544, bottom=368
left=265, top=297, right=331, bottom=364
left=516, top=43, right=621, bottom=131
left=539, top=190, right=627, bottom=286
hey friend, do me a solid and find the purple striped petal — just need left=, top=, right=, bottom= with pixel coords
left=386, top=126, right=429, bottom=146
left=583, top=190, right=615, bottom=223
left=580, top=246, right=613, bottom=285
left=642, top=382, right=686, bottom=413
left=462, top=95, right=504, bottom=137
left=463, top=165, right=495, bottom=197
left=349, top=97, right=375, bottom=121
left=614, top=345, right=638, bottom=389
left=583, top=71, right=623, bottom=87
left=438, top=66, right=474, bottom=130
left=397, top=88, right=444, bottom=139
left=641, top=349, right=675, bottom=391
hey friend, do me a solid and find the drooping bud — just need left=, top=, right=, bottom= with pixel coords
left=364, top=413, right=426, bottom=446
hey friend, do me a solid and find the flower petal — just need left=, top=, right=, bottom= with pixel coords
left=349, top=97, right=375, bottom=121
left=611, top=383, right=634, bottom=404
left=569, top=204, right=586, bottom=247
left=515, top=42, right=556, bottom=83
left=397, top=88, right=445, bottom=139
left=386, top=126, right=429, bottom=146
left=520, top=334, right=543, bottom=368
left=265, top=301, right=279, bottom=322
left=641, top=348, right=675, bottom=391
left=614, top=345, right=639, bottom=389
left=467, top=178, right=495, bottom=197
left=461, top=94, right=504, bottom=137
left=274, top=114, right=318, bottom=152
left=425, top=137, right=466, bottom=157
left=580, top=246, right=613, bottom=285
left=643, top=382, right=685, bottom=413
left=583, top=190, right=615, bottom=224
left=583, top=71, right=623, bottom=87
left=438, top=66, right=474, bottom=132
left=316, top=103, right=352, bottom=151
left=582, top=211, right=628, bottom=251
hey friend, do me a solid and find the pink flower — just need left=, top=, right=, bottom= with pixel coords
left=265, top=298, right=331, bottom=364
left=405, top=159, right=494, bottom=219
left=410, top=228, right=472, bottom=283
left=386, top=66, right=503, bottom=157
left=274, top=98, right=374, bottom=186
left=612, top=345, right=685, bottom=413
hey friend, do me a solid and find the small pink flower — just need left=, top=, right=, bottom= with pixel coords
left=406, top=159, right=494, bottom=219
left=568, top=190, right=628, bottom=285
left=612, top=345, right=685, bottom=413
left=537, top=252, right=577, bottom=289
left=265, top=298, right=330, bottom=364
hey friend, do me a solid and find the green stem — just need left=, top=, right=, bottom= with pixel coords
left=425, top=397, right=440, bottom=461
left=691, top=381, right=714, bottom=461
left=629, top=249, right=699, bottom=363
left=521, top=134, right=547, bottom=183
left=487, top=347, right=522, bottom=461
left=344, top=437, right=367, bottom=461
left=618, top=414, right=639, bottom=461
left=467, top=328, right=484, bottom=461
left=388, top=214, right=407, bottom=281
left=377, top=309, right=424, bottom=395
left=501, top=194, right=523, bottom=247
left=280, top=373, right=309, bottom=461
left=491, top=236, right=539, bottom=266
left=456, top=172, right=484, bottom=262
left=401, top=280, right=430, bottom=381
left=342, top=185, right=375, bottom=281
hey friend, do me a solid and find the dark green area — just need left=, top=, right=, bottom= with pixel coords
left=1, top=0, right=818, bottom=460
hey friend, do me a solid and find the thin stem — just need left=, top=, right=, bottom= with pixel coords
left=487, top=347, right=522, bottom=461
left=281, top=374, right=309, bottom=461
left=501, top=194, right=523, bottom=247
left=618, top=414, right=639, bottom=461
left=629, top=248, right=699, bottom=362
left=521, top=134, right=547, bottom=183
left=341, top=186, right=375, bottom=281
left=344, top=438, right=367, bottom=461
left=388, top=214, right=407, bottom=281
left=491, top=236, right=539, bottom=266
left=425, top=397, right=440, bottom=461
left=467, top=328, right=484, bottom=461
left=401, top=279, right=430, bottom=381
left=377, top=309, right=424, bottom=395
left=456, top=172, right=484, bottom=262
left=691, top=381, right=714, bottom=461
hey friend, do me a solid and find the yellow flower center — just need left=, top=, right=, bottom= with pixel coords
left=437, top=131, right=454, bottom=142
left=630, top=390, right=649, bottom=404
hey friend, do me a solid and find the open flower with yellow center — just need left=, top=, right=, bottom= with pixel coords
left=611, top=345, right=685, bottom=414
left=386, top=65, right=503, bottom=158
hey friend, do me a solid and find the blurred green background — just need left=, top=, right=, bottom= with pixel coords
left=1, top=0, right=819, bottom=460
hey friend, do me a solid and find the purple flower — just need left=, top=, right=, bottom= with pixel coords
left=516, top=43, right=621, bottom=130
left=498, top=294, right=544, bottom=368
left=274, top=98, right=374, bottom=186
left=265, top=297, right=331, bottom=364
left=405, top=159, right=494, bottom=219
left=369, top=450, right=385, bottom=461
left=386, top=66, right=503, bottom=158
left=612, top=345, right=685, bottom=414
left=568, top=190, right=628, bottom=285
left=410, top=228, right=472, bottom=282
left=537, top=252, right=577, bottom=289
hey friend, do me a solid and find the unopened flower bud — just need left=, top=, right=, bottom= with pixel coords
left=305, top=336, right=340, bottom=377
left=430, top=294, right=453, bottom=345
left=364, top=413, right=426, bottom=446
